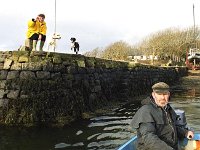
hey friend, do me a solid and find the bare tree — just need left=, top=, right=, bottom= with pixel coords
left=137, top=27, right=200, bottom=61
left=84, top=47, right=103, bottom=58
left=102, top=41, right=133, bottom=60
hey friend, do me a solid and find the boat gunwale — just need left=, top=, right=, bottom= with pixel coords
left=117, top=133, right=200, bottom=150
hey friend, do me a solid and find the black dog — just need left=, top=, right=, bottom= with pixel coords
left=70, top=37, right=79, bottom=54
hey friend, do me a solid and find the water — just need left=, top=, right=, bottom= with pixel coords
left=170, top=74, right=200, bottom=133
left=0, top=74, right=200, bottom=150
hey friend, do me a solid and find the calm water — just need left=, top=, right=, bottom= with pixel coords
left=0, top=75, right=200, bottom=150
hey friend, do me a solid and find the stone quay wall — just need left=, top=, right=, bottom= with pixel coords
left=0, top=51, right=188, bottom=126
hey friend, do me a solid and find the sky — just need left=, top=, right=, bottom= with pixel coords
left=0, top=0, right=200, bottom=54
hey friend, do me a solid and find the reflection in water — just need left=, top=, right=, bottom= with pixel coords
left=0, top=75, right=200, bottom=150
left=171, top=74, right=200, bottom=133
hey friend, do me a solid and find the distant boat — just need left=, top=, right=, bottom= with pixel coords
left=186, top=48, right=200, bottom=70
left=188, top=48, right=200, bottom=61
left=185, top=4, right=200, bottom=70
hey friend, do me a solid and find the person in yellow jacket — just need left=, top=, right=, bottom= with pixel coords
left=26, top=16, right=40, bottom=51
left=25, top=14, right=47, bottom=51
left=38, top=14, right=47, bottom=51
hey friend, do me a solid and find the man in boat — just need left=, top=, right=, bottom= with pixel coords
left=131, top=82, right=194, bottom=150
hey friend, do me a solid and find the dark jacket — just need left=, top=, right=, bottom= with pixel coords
left=131, top=96, right=187, bottom=150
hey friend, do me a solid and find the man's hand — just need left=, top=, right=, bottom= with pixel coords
left=186, top=130, right=194, bottom=139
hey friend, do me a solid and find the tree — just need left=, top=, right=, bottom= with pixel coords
left=138, top=27, right=200, bottom=61
left=101, top=41, right=133, bottom=60
left=84, top=47, right=103, bottom=58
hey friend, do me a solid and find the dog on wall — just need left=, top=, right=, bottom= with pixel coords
left=70, top=37, right=79, bottom=54
left=48, top=33, right=61, bottom=51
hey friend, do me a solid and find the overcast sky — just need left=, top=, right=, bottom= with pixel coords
left=0, top=0, right=200, bottom=54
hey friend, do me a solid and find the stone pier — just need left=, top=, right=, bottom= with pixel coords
left=0, top=51, right=188, bottom=126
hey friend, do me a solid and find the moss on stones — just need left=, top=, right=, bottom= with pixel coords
left=18, top=56, right=29, bottom=63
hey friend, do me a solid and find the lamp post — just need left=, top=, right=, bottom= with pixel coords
left=53, top=0, right=57, bottom=52
left=54, top=0, right=57, bottom=34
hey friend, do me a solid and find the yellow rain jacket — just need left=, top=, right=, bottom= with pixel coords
left=26, top=19, right=40, bottom=38
left=39, top=21, right=47, bottom=35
